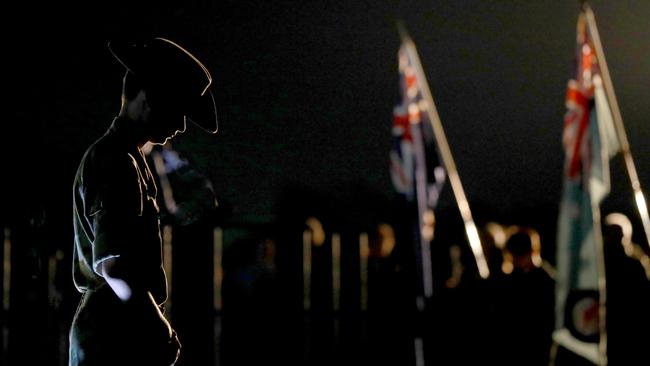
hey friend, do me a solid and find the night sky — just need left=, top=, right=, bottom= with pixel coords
left=4, top=1, right=650, bottom=239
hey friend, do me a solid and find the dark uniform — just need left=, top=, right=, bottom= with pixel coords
left=70, top=116, right=179, bottom=366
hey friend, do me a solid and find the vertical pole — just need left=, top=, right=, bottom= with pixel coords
left=331, top=232, right=341, bottom=355
left=302, top=229, right=313, bottom=361
left=583, top=3, right=650, bottom=254
left=303, top=230, right=312, bottom=312
left=162, top=225, right=173, bottom=322
left=581, top=4, right=650, bottom=364
left=332, top=233, right=341, bottom=313
left=213, top=227, right=223, bottom=366
left=359, top=232, right=370, bottom=358
left=414, top=336, right=425, bottom=366
left=411, top=123, right=434, bottom=298
left=305, top=218, right=325, bottom=362
left=213, top=227, right=223, bottom=312
left=359, top=232, right=369, bottom=313
left=2, top=227, right=11, bottom=364
left=548, top=339, right=559, bottom=366
left=47, top=249, right=67, bottom=366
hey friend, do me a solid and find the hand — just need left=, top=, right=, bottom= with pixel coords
left=167, top=329, right=181, bottom=365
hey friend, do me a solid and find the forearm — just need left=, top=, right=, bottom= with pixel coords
left=99, top=257, right=172, bottom=338
left=100, top=257, right=180, bottom=363
left=98, top=257, right=136, bottom=301
left=104, top=273, right=133, bottom=301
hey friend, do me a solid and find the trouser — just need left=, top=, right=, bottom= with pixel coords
left=69, top=285, right=180, bottom=366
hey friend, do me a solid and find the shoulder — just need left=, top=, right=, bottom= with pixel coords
left=74, top=135, right=143, bottom=211
left=78, top=136, right=138, bottom=181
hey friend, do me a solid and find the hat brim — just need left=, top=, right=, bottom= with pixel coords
left=186, top=88, right=218, bottom=134
left=108, top=38, right=218, bottom=134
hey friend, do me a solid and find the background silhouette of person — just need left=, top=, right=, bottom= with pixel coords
left=490, top=227, right=555, bottom=366
left=69, top=37, right=218, bottom=366
left=602, top=213, right=650, bottom=366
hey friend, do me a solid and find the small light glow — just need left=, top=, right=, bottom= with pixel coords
left=485, top=222, right=507, bottom=249
left=408, top=103, right=420, bottom=124
left=378, top=223, right=396, bottom=258
left=501, top=256, right=513, bottom=275
left=305, top=217, right=325, bottom=247
left=421, top=210, right=436, bottom=242
left=605, top=212, right=633, bottom=249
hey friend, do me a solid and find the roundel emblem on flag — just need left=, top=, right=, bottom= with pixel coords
left=564, top=290, right=599, bottom=343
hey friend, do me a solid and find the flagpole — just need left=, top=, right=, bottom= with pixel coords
left=584, top=6, right=650, bottom=362
left=397, top=22, right=490, bottom=279
left=582, top=3, right=649, bottom=365
left=582, top=3, right=650, bottom=253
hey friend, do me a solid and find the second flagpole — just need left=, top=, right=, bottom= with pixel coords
left=396, top=22, right=490, bottom=280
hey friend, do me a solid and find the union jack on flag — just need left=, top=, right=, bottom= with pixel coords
left=390, top=36, right=449, bottom=301
left=389, top=44, right=446, bottom=209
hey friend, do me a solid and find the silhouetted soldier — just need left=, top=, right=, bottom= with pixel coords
left=69, top=37, right=218, bottom=366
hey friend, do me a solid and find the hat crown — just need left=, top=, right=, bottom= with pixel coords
left=108, top=37, right=218, bottom=134
left=109, top=37, right=211, bottom=97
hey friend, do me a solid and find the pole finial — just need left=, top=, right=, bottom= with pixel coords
left=396, top=20, right=410, bottom=43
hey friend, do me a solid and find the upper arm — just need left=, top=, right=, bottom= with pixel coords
left=84, top=151, right=144, bottom=276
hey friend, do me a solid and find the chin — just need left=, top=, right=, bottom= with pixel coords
left=148, top=136, right=172, bottom=145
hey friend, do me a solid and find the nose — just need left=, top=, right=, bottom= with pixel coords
left=178, top=117, right=187, bottom=133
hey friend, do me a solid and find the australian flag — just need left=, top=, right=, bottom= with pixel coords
left=390, top=44, right=446, bottom=215
left=389, top=42, right=447, bottom=299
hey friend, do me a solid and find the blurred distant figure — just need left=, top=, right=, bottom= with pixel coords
left=502, top=227, right=543, bottom=274
left=602, top=213, right=650, bottom=366
left=144, top=142, right=219, bottom=226
left=482, top=222, right=507, bottom=277
left=491, top=227, right=555, bottom=366
left=69, top=37, right=218, bottom=366
left=220, top=234, right=281, bottom=365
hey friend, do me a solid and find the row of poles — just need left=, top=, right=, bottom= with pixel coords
left=161, top=221, right=385, bottom=366
left=0, top=214, right=557, bottom=366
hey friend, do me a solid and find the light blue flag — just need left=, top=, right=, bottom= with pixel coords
left=553, top=13, right=619, bottom=364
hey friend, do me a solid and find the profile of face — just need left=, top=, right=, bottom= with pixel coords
left=144, top=91, right=188, bottom=144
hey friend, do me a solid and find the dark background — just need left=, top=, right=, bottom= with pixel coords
left=2, top=1, right=650, bottom=365
left=4, top=1, right=650, bottom=223
left=4, top=1, right=650, bottom=224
